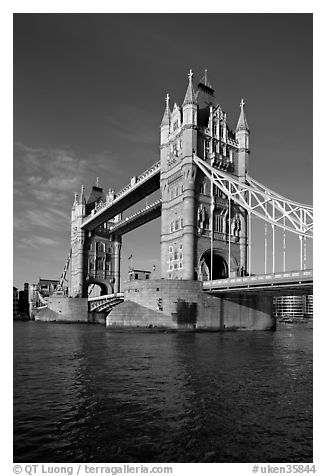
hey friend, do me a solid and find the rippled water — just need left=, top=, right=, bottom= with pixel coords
left=13, top=321, right=313, bottom=463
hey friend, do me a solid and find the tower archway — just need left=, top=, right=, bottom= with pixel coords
left=198, top=249, right=237, bottom=281
left=86, top=279, right=113, bottom=297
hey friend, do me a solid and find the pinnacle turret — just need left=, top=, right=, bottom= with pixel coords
left=79, top=184, right=85, bottom=204
left=235, top=99, right=250, bottom=132
left=183, top=69, right=197, bottom=106
left=161, top=93, right=171, bottom=126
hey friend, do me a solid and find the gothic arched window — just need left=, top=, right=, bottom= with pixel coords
left=96, top=242, right=105, bottom=253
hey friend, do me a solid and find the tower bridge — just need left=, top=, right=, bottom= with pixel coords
left=49, top=69, right=312, bottom=329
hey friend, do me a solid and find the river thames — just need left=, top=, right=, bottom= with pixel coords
left=13, top=321, right=312, bottom=463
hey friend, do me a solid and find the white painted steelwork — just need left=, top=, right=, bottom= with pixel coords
left=193, top=155, right=313, bottom=239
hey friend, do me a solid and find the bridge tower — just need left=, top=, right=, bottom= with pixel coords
left=160, top=70, right=249, bottom=281
left=70, top=185, right=86, bottom=297
left=69, top=183, right=121, bottom=297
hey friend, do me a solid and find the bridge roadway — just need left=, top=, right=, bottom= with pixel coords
left=88, top=269, right=312, bottom=314
left=81, top=161, right=160, bottom=231
left=203, top=269, right=313, bottom=295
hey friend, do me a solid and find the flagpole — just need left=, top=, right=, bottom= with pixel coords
left=127, top=253, right=133, bottom=271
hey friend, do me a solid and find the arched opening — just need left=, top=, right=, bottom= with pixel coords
left=199, top=251, right=228, bottom=280
left=87, top=282, right=109, bottom=297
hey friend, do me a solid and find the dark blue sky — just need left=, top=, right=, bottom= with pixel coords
left=13, top=13, right=312, bottom=289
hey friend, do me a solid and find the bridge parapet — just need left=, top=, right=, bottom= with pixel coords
left=88, top=292, right=124, bottom=313
left=203, top=269, right=313, bottom=293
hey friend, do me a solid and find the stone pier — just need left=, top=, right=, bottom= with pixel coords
left=107, top=279, right=275, bottom=330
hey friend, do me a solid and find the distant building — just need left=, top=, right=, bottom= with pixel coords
left=13, top=286, right=19, bottom=319
left=304, top=295, right=313, bottom=318
left=128, top=269, right=151, bottom=281
left=273, top=295, right=313, bottom=319
left=37, top=278, right=59, bottom=297
left=18, top=282, right=30, bottom=319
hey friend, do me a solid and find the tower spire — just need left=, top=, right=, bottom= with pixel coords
left=235, top=98, right=250, bottom=132
left=79, top=184, right=85, bottom=204
left=161, top=93, right=171, bottom=126
left=183, top=68, right=196, bottom=106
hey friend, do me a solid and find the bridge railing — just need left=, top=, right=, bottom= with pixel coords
left=88, top=292, right=124, bottom=302
left=202, top=269, right=313, bottom=290
left=108, top=199, right=162, bottom=233
left=114, top=160, right=160, bottom=201
left=88, top=293, right=124, bottom=312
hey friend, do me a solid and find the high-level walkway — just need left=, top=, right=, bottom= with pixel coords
left=81, top=161, right=160, bottom=231
left=108, top=199, right=162, bottom=235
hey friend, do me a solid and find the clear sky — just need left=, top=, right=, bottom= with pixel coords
left=13, top=13, right=313, bottom=290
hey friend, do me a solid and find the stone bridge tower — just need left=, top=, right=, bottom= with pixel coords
left=160, top=70, right=250, bottom=281
left=69, top=184, right=121, bottom=297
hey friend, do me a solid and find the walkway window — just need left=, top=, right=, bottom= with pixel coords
left=175, top=219, right=179, bottom=231
left=174, top=251, right=178, bottom=261
left=200, top=182, right=206, bottom=194
left=169, top=246, right=173, bottom=253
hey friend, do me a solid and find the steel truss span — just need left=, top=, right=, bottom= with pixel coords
left=193, top=155, right=313, bottom=239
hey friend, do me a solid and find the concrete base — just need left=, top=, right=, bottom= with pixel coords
left=35, top=296, right=89, bottom=323
left=108, top=279, right=275, bottom=331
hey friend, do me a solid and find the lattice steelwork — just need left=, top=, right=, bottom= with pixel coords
left=193, top=155, right=313, bottom=239
left=57, top=249, right=71, bottom=292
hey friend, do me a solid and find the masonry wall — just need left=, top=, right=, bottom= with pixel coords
left=198, top=293, right=274, bottom=330
left=108, top=279, right=275, bottom=330
left=35, top=296, right=89, bottom=322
